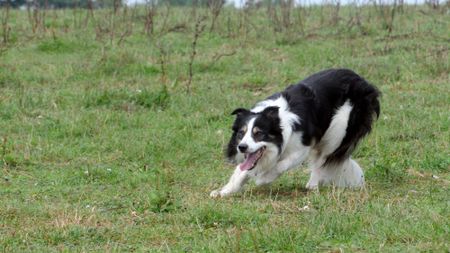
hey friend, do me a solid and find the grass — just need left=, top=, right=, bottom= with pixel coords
left=0, top=4, right=449, bottom=252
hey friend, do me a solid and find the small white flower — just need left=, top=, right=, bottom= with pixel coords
left=298, top=201, right=311, bottom=212
left=298, top=205, right=310, bottom=211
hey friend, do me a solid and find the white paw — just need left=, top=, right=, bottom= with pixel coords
left=210, top=189, right=233, bottom=198
left=210, top=190, right=221, bottom=198
left=305, top=181, right=319, bottom=190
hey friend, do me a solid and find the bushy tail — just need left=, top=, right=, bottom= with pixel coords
left=325, top=76, right=381, bottom=165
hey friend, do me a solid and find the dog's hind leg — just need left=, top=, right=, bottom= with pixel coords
left=331, top=158, right=365, bottom=188
left=306, top=100, right=367, bottom=189
left=210, top=166, right=250, bottom=198
left=306, top=157, right=364, bottom=189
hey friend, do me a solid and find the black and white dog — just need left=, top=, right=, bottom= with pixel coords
left=210, top=69, right=380, bottom=197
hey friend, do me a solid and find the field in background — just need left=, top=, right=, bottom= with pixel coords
left=0, top=3, right=449, bottom=252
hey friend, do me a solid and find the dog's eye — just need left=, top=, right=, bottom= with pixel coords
left=236, top=130, right=245, bottom=139
left=254, top=131, right=265, bottom=138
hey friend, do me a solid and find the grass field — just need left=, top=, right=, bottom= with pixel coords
left=0, top=3, right=449, bottom=252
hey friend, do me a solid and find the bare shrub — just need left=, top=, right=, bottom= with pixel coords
left=266, top=0, right=282, bottom=32
left=426, top=0, right=440, bottom=9
left=157, top=40, right=170, bottom=84
left=330, top=0, right=341, bottom=26
left=345, top=0, right=367, bottom=35
left=144, top=0, right=157, bottom=36
left=1, top=1, right=11, bottom=44
left=27, top=0, right=43, bottom=34
left=117, top=6, right=135, bottom=46
left=191, top=0, right=198, bottom=20
left=280, top=0, right=293, bottom=30
left=373, top=0, right=398, bottom=34
left=203, top=46, right=236, bottom=72
left=294, top=4, right=306, bottom=36
left=208, top=0, right=225, bottom=32
left=114, top=0, right=121, bottom=15
left=187, top=16, right=206, bottom=94
left=84, top=0, right=96, bottom=28
left=267, top=0, right=294, bottom=33
left=159, top=1, right=172, bottom=35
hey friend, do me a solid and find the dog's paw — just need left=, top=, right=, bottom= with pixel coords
left=305, top=181, right=319, bottom=191
left=210, top=189, right=233, bottom=198
left=209, top=190, right=222, bottom=198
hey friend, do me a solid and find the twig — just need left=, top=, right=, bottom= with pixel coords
left=157, top=40, right=170, bottom=84
left=208, top=0, right=224, bottom=33
left=1, top=1, right=10, bottom=44
left=186, top=16, right=206, bottom=94
left=203, top=50, right=237, bottom=71
left=144, top=0, right=157, bottom=36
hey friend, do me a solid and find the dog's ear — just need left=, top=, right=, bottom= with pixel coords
left=299, top=85, right=315, bottom=98
left=261, top=106, right=279, bottom=120
left=231, top=108, right=250, bottom=116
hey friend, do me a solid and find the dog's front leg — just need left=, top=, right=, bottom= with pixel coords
left=256, top=147, right=311, bottom=186
left=210, top=166, right=249, bottom=198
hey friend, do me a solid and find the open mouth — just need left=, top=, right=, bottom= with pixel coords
left=239, top=147, right=266, bottom=171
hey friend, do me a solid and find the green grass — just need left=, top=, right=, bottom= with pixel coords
left=0, top=4, right=449, bottom=252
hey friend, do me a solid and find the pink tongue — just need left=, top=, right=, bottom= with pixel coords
left=239, top=152, right=259, bottom=171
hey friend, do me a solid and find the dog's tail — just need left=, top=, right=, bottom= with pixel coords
left=325, top=72, right=381, bottom=165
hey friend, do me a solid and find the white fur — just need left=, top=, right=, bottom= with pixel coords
left=306, top=158, right=364, bottom=190
left=255, top=132, right=311, bottom=186
left=210, top=99, right=365, bottom=198
left=251, top=96, right=299, bottom=153
left=210, top=166, right=249, bottom=197
left=318, top=100, right=353, bottom=156
left=306, top=100, right=365, bottom=189
left=239, top=118, right=264, bottom=153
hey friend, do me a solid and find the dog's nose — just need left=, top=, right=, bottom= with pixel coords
left=238, top=144, right=248, bottom=153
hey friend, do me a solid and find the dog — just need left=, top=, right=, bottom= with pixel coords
left=210, top=68, right=380, bottom=197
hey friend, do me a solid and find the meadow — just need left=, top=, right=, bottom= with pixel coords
left=0, top=2, right=449, bottom=252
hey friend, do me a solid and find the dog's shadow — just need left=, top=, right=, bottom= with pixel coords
left=248, top=183, right=310, bottom=199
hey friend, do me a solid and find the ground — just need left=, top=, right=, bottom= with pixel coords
left=0, top=4, right=449, bottom=252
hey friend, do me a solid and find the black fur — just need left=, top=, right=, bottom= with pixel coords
left=226, top=107, right=284, bottom=161
left=227, top=68, right=380, bottom=165
left=284, top=68, right=380, bottom=164
left=253, top=107, right=283, bottom=152
left=226, top=109, right=251, bottom=160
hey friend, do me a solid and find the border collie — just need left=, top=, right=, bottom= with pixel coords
left=210, top=69, right=380, bottom=197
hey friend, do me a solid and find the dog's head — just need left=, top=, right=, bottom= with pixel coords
left=226, top=106, right=283, bottom=171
